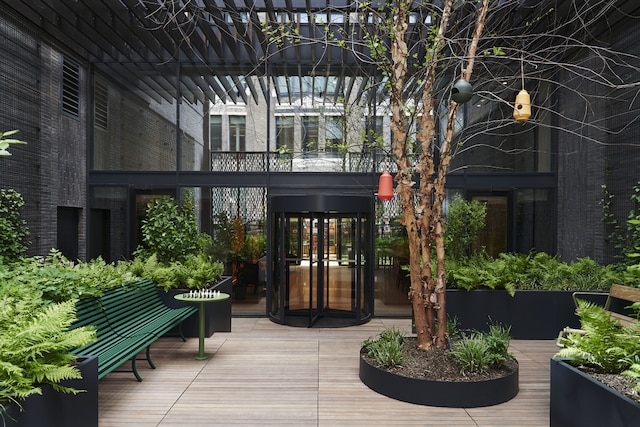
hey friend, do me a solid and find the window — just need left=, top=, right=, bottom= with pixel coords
left=325, top=116, right=343, bottom=156
left=229, top=116, right=246, bottom=152
left=302, top=116, right=319, bottom=156
left=94, top=81, right=108, bottom=130
left=210, top=115, right=222, bottom=151
left=276, top=116, right=294, bottom=152
left=62, top=57, right=80, bottom=118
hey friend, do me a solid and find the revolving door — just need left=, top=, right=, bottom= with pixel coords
left=268, top=195, right=373, bottom=327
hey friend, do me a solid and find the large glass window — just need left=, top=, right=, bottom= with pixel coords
left=210, top=115, right=222, bottom=151
left=276, top=116, right=294, bottom=151
left=229, top=116, right=246, bottom=152
left=325, top=116, right=343, bottom=156
left=302, top=116, right=319, bottom=157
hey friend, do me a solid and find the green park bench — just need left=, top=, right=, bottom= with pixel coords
left=69, top=279, right=197, bottom=381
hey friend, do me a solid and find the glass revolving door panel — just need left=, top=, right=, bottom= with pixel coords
left=268, top=195, right=372, bottom=327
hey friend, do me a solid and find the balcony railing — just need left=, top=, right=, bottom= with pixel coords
left=211, top=151, right=393, bottom=173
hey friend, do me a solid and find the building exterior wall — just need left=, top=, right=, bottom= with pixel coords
left=555, top=53, right=608, bottom=263
left=0, top=10, right=87, bottom=258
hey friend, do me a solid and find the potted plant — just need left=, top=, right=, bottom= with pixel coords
left=552, top=300, right=640, bottom=426
left=122, top=253, right=230, bottom=336
left=129, top=194, right=231, bottom=335
left=238, top=233, right=266, bottom=298
left=444, top=252, right=625, bottom=339
left=0, top=294, right=97, bottom=427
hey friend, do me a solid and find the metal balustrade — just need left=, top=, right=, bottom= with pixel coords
left=210, top=151, right=400, bottom=173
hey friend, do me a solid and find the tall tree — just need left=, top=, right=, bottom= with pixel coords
left=147, top=0, right=640, bottom=350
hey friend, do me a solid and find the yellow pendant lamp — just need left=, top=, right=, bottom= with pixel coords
left=513, top=57, right=531, bottom=123
left=513, top=89, right=531, bottom=122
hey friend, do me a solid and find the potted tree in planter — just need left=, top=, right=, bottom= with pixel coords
left=239, top=233, right=266, bottom=298
left=360, top=324, right=519, bottom=407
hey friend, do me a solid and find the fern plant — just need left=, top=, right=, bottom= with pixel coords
left=446, top=251, right=626, bottom=295
left=0, top=297, right=96, bottom=417
left=1, top=249, right=141, bottom=303
left=121, top=253, right=224, bottom=291
left=555, top=299, right=640, bottom=374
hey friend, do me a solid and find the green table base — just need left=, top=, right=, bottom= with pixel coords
left=174, top=293, right=230, bottom=360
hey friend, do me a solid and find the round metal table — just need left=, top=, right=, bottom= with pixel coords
left=174, top=292, right=230, bottom=360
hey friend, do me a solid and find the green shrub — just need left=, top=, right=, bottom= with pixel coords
left=601, top=182, right=640, bottom=264
left=0, top=249, right=141, bottom=303
left=450, top=336, right=493, bottom=374
left=445, top=194, right=487, bottom=259
left=622, top=363, right=640, bottom=393
left=450, top=324, right=513, bottom=374
left=0, top=189, right=30, bottom=260
left=122, top=253, right=224, bottom=291
left=204, top=212, right=233, bottom=263
left=134, top=195, right=200, bottom=263
left=362, top=328, right=404, bottom=368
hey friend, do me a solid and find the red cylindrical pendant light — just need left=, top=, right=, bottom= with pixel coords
left=378, top=170, right=394, bottom=201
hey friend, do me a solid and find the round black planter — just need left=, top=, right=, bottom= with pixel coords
left=359, top=354, right=519, bottom=407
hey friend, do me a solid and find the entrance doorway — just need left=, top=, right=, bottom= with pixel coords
left=268, top=195, right=373, bottom=327
left=470, top=193, right=510, bottom=257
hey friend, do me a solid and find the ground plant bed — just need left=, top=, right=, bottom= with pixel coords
left=550, top=358, right=640, bottom=427
left=359, top=337, right=519, bottom=407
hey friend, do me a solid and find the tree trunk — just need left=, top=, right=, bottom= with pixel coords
left=390, top=0, right=490, bottom=350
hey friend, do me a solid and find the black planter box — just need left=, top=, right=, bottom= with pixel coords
left=445, top=289, right=584, bottom=339
left=550, top=358, right=640, bottom=427
left=3, top=355, right=98, bottom=427
left=359, top=353, right=518, bottom=407
left=158, top=276, right=232, bottom=337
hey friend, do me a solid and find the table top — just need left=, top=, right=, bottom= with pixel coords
left=174, top=292, right=230, bottom=302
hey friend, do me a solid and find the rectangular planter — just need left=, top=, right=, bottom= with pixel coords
left=550, top=358, right=640, bottom=427
left=158, top=276, right=232, bottom=337
left=446, top=289, right=585, bottom=339
left=3, top=355, right=98, bottom=427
